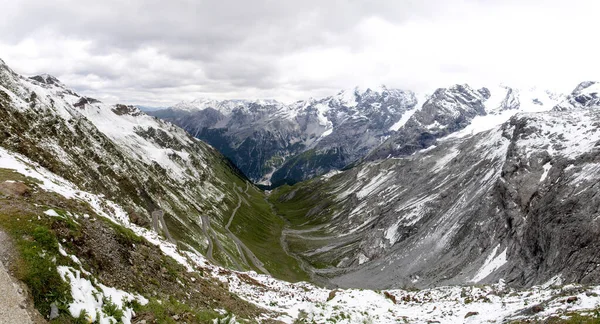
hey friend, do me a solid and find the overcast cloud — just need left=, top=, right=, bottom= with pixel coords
left=0, top=0, right=598, bottom=106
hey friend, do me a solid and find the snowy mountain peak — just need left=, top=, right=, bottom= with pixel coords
left=427, top=84, right=488, bottom=110
left=572, top=81, right=599, bottom=95
left=331, top=85, right=417, bottom=111
left=29, top=73, right=63, bottom=87
left=553, top=81, right=600, bottom=110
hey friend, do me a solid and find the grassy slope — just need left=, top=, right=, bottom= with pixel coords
left=0, top=168, right=265, bottom=323
left=216, top=160, right=310, bottom=283
left=267, top=177, right=349, bottom=270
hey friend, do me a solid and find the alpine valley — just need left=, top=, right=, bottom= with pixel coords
left=2, top=55, right=600, bottom=323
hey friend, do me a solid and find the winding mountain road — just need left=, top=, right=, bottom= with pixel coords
left=152, top=210, right=175, bottom=244
left=265, top=198, right=320, bottom=283
left=200, top=214, right=215, bottom=263
left=225, top=183, right=271, bottom=275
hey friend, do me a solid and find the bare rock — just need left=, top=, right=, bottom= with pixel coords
left=0, top=181, right=31, bottom=197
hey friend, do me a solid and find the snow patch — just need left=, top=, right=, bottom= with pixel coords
left=540, top=162, right=552, bottom=182
left=44, top=209, right=61, bottom=217
left=356, top=171, right=395, bottom=199
left=319, top=128, right=333, bottom=139
left=433, top=148, right=460, bottom=172
left=471, top=246, right=508, bottom=283
left=320, top=170, right=342, bottom=180
left=58, top=266, right=147, bottom=324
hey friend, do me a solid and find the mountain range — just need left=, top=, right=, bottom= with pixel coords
left=149, top=84, right=567, bottom=187
left=1, top=56, right=600, bottom=323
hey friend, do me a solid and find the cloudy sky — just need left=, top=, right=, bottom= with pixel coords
left=0, top=0, right=598, bottom=106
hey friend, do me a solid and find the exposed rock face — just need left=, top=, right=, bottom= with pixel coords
left=366, top=84, right=490, bottom=160
left=500, top=88, right=521, bottom=110
left=273, top=107, right=600, bottom=289
left=151, top=84, right=568, bottom=187
left=498, top=111, right=600, bottom=287
left=4, top=56, right=600, bottom=297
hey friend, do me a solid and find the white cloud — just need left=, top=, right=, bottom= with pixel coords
left=0, top=0, right=598, bottom=105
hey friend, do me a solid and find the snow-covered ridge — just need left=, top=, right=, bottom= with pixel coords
left=555, top=81, right=600, bottom=110
left=171, top=98, right=284, bottom=114
left=0, top=62, right=211, bottom=184
left=513, top=109, right=600, bottom=159
left=156, top=84, right=422, bottom=183
left=445, top=85, right=567, bottom=140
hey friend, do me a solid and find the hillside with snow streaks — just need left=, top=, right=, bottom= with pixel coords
left=3, top=54, right=600, bottom=322
left=272, top=104, right=600, bottom=290
left=153, top=83, right=572, bottom=187
left=0, top=58, right=306, bottom=282
left=3, top=144, right=600, bottom=323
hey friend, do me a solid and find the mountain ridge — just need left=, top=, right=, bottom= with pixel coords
left=152, top=83, right=570, bottom=186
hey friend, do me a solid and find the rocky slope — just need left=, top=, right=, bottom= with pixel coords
left=0, top=58, right=305, bottom=282
left=270, top=83, right=600, bottom=291
left=2, top=143, right=600, bottom=323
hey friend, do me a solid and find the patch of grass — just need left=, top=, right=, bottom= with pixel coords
left=229, top=180, right=310, bottom=282
left=0, top=171, right=94, bottom=319
left=204, top=157, right=310, bottom=282
left=135, top=297, right=224, bottom=323
left=0, top=167, right=43, bottom=185
left=104, top=218, right=144, bottom=245
left=267, top=179, right=345, bottom=270
left=0, top=211, right=72, bottom=318
left=269, top=179, right=337, bottom=228
left=50, top=309, right=94, bottom=324
left=541, top=307, right=600, bottom=324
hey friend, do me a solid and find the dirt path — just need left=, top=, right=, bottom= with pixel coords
left=0, top=263, right=33, bottom=324
left=200, top=215, right=215, bottom=263
left=152, top=210, right=175, bottom=244
left=0, top=231, right=43, bottom=324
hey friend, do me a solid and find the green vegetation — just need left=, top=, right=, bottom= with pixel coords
left=135, top=297, right=225, bottom=323
left=510, top=307, right=600, bottom=323
left=15, top=223, right=72, bottom=317
left=102, top=297, right=125, bottom=320
left=262, top=154, right=286, bottom=174
left=225, top=171, right=310, bottom=282
left=0, top=167, right=265, bottom=323
left=267, top=178, right=348, bottom=270
left=0, top=169, right=75, bottom=318
left=271, top=148, right=345, bottom=186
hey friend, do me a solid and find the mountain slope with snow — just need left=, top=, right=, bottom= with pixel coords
left=152, top=84, right=570, bottom=187
left=2, top=141, right=600, bottom=323
left=271, top=102, right=600, bottom=290
left=0, top=58, right=306, bottom=282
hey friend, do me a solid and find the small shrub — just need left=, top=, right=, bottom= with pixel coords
left=102, top=297, right=124, bottom=320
